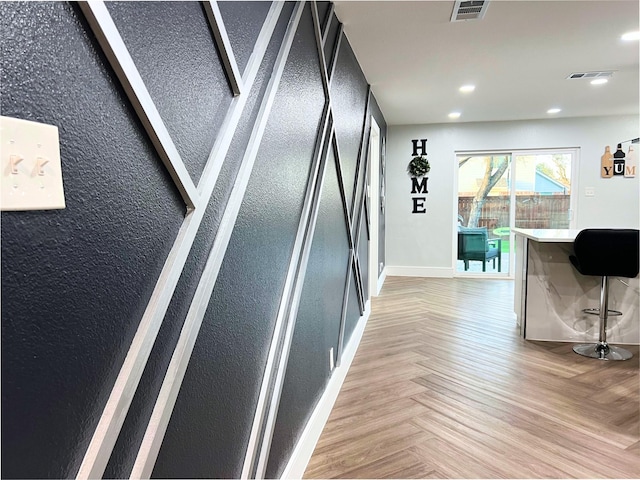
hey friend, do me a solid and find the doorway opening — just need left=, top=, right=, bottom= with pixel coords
left=368, top=117, right=381, bottom=299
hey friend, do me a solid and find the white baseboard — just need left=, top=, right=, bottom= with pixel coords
left=376, top=267, right=387, bottom=295
left=280, top=305, right=371, bottom=479
left=385, top=266, right=454, bottom=278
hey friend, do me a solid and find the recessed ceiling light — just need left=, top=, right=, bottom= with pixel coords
left=621, top=31, right=640, bottom=41
left=459, top=85, right=475, bottom=93
left=591, top=78, right=608, bottom=85
left=547, top=108, right=561, bottom=114
left=448, top=112, right=461, bottom=119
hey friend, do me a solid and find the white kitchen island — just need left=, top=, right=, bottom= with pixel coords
left=513, top=228, right=639, bottom=344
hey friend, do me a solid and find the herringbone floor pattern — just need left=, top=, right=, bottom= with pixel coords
left=304, top=276, right=640, bottom=478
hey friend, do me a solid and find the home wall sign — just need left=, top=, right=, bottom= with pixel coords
left=408, top=139, right=430, bottom=213
left=601, top=143, right=636, bottom=178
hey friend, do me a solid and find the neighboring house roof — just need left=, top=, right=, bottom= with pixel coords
left=534, top=171, right=568, bottom=194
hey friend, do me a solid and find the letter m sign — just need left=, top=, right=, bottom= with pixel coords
left=411, top=177, right=428, bottom=194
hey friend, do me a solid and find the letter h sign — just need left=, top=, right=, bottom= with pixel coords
left=412, top=139, right=427, bottom=157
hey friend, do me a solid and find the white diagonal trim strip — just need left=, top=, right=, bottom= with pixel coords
left=349, top=90, right=372, bottom=313
left=253, top=116, right=331, bottom=480
left=131, top=4, right=304, bottom=479
left=204, top=1, right=244, bottom=96
left=332, top=126, right=361, bottom=367
left=327, top=24, right=343, bottom=89
left=75, top=3, right=284, bottom=479
left=248, top=104, right=331, bottom=479
left=243, top=10, right=320, bottom=477
left=311, top=1, right=331, bottom=99
left=332, top=132, right=355, bottom=250
left=336, top=249, right=355, bottom=367
left=195, top=1, right=283, bottom=197
left=321, top=3, right=335, bottom=46
left=78, top=1, right=198, bottom=209
left=250, top=7, right=333, bottom=474
left=349, top=88, right=372, bottom=221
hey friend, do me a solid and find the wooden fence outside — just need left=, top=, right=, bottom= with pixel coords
left=458, top=194, right=571, bottom=230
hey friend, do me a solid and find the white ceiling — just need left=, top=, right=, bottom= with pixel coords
left=333, top=1, right=640, bottom=125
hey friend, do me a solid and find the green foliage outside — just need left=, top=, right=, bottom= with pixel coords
left=491, top=227, right=510, bottom=253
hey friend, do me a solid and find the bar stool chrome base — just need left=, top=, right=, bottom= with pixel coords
left=573, top=342, right=633, bottom=361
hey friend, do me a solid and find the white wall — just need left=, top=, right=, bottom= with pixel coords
left=386, top=115, right=640, bottom=273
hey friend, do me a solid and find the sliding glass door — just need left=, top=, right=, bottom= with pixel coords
left=513, top=152, right=573, bottom=229
left=456, top=149, right=577, bottom=277
left=457, top=154, right=511, bottom=275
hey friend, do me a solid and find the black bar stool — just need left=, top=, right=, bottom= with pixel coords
left=569, top=228, right=639, bottom=360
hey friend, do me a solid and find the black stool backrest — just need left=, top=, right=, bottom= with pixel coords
left=570, top=229, right=639, bottom=278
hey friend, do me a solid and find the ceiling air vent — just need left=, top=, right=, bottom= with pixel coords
left=451, top=0, right=489, bottom=22
left=567, top=71, right=615, bottom=79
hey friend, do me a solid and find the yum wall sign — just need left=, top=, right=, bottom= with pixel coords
left=601, top=143, right=636, bottom=178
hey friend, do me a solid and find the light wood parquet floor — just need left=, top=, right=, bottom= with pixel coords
left=304, top=276, right=640, bottom=478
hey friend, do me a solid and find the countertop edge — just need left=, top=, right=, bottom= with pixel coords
left=512, top=228, right=579, bottom=242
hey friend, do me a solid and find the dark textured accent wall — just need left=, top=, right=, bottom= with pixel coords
left=1, top=2, right=386, bottom=479
left=343, top=269, right=364, bottom=347
left=264, top=12, right=384, bottom=474
left=106, top=1, right=233, bottom=184
left=151, top=4, right=326, bottom=478
left=330, top=32, right=369, bottom=215
left=323, top=12, right=340, bottom=68
left=0, top=2, right=184, bottom=478
left=218, top=1, right=272, bottom=76
left=102, top=4, right=293, bottom=477
left=316, top=1, right=331, bottom=31
left=265, top=140, right=349, bottom=479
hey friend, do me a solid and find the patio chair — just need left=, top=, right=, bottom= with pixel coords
left=457, top=226, right=502, bottom=272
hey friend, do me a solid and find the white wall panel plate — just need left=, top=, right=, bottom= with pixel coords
left=1, top=116, right=65, bottom=211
